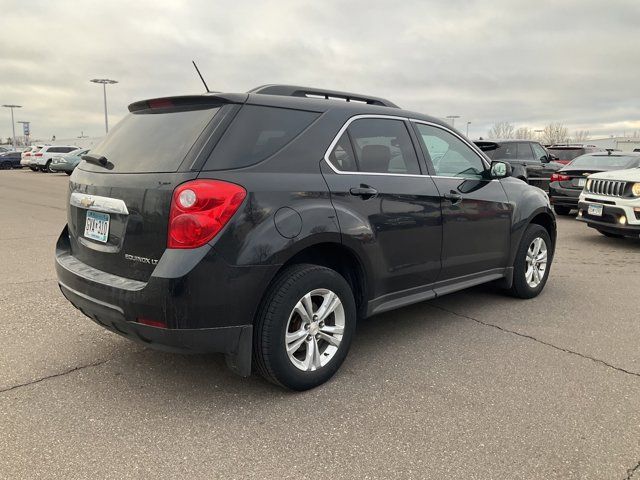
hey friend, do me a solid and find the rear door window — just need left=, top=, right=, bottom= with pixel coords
left=85, top=106, right=221, bottom=173
left=516, top=143, right=535, bottom=161
left=346, top=118, right=420, bottom=174
left=204, top=105, right=320, bottom=170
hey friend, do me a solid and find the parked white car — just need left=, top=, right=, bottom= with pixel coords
left=577, top=167, right=640, bottom=239
left=21, top=145, right=47, bottom=170
left=32, top=145, right=79, bottom=172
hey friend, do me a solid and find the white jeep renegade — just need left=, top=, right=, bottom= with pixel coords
left=578, top=167, right=640, bottom=239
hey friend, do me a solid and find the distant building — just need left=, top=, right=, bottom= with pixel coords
left=587, top=137, right=640, bottom=152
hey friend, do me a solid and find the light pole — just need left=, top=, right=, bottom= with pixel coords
left=17, top=121, right=30, bottom=146
left=446, top=115, right=460, bottom=128
left=90, top=78, right=118, bottom=134
left=2, top=104, right=22, bottom=149
left=466, top=121, right=471, bottom=137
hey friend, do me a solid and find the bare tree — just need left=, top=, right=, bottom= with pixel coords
left=542, top=122, right=569, bottom=145
left=488, top=122, right=515, bottom=139
left=572, top=130, right=590, bottom=142
left=515, top=127, right=533, bottom=140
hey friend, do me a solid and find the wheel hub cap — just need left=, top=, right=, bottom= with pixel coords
left=285, top=288, right=345, bottom=372
left=525, top=237, right=548, bottom=288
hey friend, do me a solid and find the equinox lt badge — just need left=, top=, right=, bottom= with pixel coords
left=124, top=254, right=159, bottom=265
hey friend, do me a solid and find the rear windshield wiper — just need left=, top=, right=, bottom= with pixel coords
left=82, top=154, right=110, bottom=168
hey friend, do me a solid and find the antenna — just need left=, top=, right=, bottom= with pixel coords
left=192, top=60, right=210, bottom=93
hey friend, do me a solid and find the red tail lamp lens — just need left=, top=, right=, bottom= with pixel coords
left=137, top=317, right=167, bottom=328
left=551, top=173, right=570, bottom=182
left=168, top=180, right=246, bottom=249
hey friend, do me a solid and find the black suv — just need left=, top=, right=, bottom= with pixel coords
left=474, top=139, right=562, bottom=191
left=55, top=85, right=556, bottom=390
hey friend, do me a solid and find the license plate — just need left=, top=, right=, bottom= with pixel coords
left=588, top=204, right=603, bottom=217
left=578, top=178, right=586, bottom=187
left=84, top=210, right=110, bottom=243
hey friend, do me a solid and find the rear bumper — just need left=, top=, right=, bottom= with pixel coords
left=55, top=226, right=279, bottom=375
left=549, top=184, right=581, bottom=207
left=50, top=162, right=74, bottom=173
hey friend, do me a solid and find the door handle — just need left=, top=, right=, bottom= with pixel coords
left=350, top=185, right=378, bottom=198
left=443, top=191, right=463, bottom=205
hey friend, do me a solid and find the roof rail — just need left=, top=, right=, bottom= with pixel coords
left=248, top=84, right=399, bottom=108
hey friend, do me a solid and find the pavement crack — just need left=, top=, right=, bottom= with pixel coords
left=0, top=358, right=110, bottom=394
left=430, top=304, right=640, bottom=379
left=625, top=460, right=640, bottom=480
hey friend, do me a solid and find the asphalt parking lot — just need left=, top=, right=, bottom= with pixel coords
left=1, top=170, right=639, bottom=479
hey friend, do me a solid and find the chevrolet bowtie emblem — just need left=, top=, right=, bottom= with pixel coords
left=80, top=197, right=95, bottom=207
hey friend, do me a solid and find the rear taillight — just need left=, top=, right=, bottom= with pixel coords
left=551, top=173, right=570, bottom=182
left=167, top=179, right=246, bottom=249
left=35, top=153, right=42, bottom=157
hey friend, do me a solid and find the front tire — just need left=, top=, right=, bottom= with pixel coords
left=509, top=224, right=552, bottom=299
left=253, top=264, right=356, bottom=391
left=553, top=205, right=572, bottom=216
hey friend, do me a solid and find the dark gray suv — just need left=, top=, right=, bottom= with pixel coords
left=55, top=85, right=556, bottom=390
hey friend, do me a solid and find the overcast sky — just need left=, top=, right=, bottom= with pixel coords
left=1, top=0, right=639, bottom=142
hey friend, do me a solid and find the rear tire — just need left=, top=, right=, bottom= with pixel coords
left=597, top=230, right=625, bottom=239
left=553, top=205, right=572, bottom=216
left=508, top=224, right=552, bottom=299
left=65, top=171, right=72, bottom=176
left=29, top=166, right=38, bottom=171
left=0, top=161, right=11, bottom=170
left=253, top=264, right=356, bottom=391
left=44, top=160, right=52, bottom=173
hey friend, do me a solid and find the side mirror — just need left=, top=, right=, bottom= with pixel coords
left=541, top=155, right=550, bottom=163
left=490, top=161, right=511, bottom=179
left=549, top=154, right=559, bottom=161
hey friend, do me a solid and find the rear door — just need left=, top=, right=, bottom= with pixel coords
left=412, top=122, right=511, bottom=281
left=67, top=98, right=233, bottom=281
left=321, top=116, right=442, bottom=298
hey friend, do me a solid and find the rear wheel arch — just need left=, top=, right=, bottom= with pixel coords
left=259, top=242, right=369, bottom=321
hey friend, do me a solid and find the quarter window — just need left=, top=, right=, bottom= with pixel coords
left=330, top=118, right=420, bottom=174
left=413, top=123, right=486, bottom=178
left=531, top=143, right=547, bottom=162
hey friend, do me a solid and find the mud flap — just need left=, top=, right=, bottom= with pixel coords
left=225, top=325, right=253, bottom=377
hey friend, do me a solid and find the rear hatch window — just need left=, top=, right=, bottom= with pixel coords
left=81, top=106, right=221, bottom=173
left=548, top=148, right=584, bottom=162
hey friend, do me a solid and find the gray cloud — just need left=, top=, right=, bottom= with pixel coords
left=1, top=0, right=638, bottom=141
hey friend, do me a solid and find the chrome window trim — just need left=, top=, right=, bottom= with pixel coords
left=70, top=192, right=129, bottom=215
left=323, top=114, right=494, bottom=180
left=409, top=119, right=491, bottom=169
left=322, top=114, right=427, bottom=178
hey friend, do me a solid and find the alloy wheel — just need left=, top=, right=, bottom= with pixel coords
left=285, top=288, right=345, bottom=372
left=525, top=237, right=548, bottom=288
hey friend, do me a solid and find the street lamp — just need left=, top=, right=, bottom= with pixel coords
left=446, top=115, right=460, bottom=128
left=466, top=121, right=471, bottom=137
left=2, top=104, right=22, bottom=149
left=90, top=78, right=118, bottom=134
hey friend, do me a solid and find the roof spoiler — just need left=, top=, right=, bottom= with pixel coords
left=473, top=141, right=500, bottom=152
left=248, top=84, right=399, bottom=108
left=128, top=93, right=245, bottom=112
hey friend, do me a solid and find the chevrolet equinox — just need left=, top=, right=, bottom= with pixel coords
left=55, top=85, right=556, bottom=390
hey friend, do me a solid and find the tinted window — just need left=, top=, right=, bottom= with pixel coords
left=328, top=133, right=358, bottom=171
left=87, top=107, right=220, bottom=173
left=346, top=118, right=420, bottom=174
left=516, top=142, right=535, bottom=160
left=483, top=143, right=517, bottom=161
left=205, top=105, right=319, bottom=170
left=570, top=154, right=640, bottom=169
left=531, top=143, right=548, bottom=161
left=414, top=123, right=485, bottom=178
